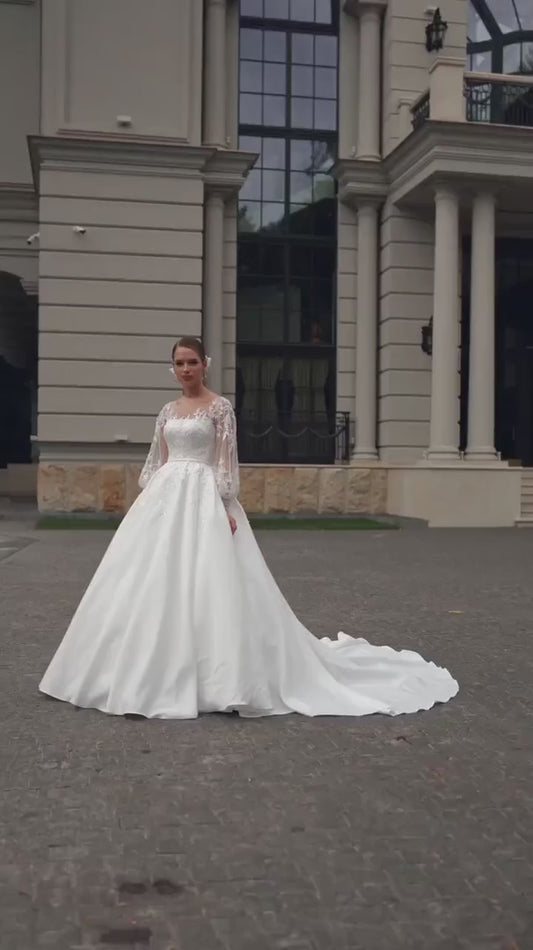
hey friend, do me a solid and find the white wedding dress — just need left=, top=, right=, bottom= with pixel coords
left=39, top=396, right=458, bottom=719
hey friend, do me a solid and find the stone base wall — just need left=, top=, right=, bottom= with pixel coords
left=38, top=462, right=388, bottom=516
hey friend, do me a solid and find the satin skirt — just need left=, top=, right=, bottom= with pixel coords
left=40, top=460, right=458, bottom=718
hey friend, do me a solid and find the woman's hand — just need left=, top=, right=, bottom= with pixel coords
left=228, top=514, right=237, bottom=535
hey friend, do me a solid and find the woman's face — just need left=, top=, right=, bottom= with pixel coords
left=173, top=346, right=205, bottom=388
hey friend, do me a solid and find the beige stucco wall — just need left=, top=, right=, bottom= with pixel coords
left=378, top=202, right=436, bottom=462
left=37, top=162, right=205, bottom=450
left=41, top=0, right=203, bottom=142
left=0, top=0, right=40, bottom=185
left=382, top=0, right=468, bottom=156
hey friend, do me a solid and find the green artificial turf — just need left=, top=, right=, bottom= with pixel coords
left=37, top=514, right=397, bottom=532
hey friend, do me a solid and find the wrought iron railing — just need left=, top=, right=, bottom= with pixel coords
left=236, top=411, right=352, bottom=465
left=411, top=91, right=430, bottom=130
left=464, top=74, right=533, bottom=128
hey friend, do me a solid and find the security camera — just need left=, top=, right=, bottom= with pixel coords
left=26, top=232, right=40, bottom=245
left=73, top=226, right=86, bottom=234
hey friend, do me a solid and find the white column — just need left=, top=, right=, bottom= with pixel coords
left=353, top=201, right=379, bottom=459
left=204, top=190, right=225, bottom=394
left=204, top=0, right=227, bottom=147
left=466, top=193, right=497, bottom=459
left=356, top=5, right=382, bottom=160
left=428, top=188, right=460, bottom=460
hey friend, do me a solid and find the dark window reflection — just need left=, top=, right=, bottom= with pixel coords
left=238, top=11, right=337, bottom=388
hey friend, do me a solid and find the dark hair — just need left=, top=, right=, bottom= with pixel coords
left=171, top=337, right=206, bottom=361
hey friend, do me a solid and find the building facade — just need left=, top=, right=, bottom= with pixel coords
left=1, top=0, right=532, bottom=526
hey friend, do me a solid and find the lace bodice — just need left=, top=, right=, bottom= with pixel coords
left=138, top=396, right=239, bottom=506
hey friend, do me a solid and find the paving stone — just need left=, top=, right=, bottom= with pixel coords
left=0, top=516, right=532, bottom=949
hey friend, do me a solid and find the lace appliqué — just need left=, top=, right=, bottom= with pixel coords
left=138, top=403, right=172, bottom=490
left=138, top=396, right=240, bottom=508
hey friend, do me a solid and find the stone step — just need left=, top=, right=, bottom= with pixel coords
left=516, top=518, right=533, bottom=527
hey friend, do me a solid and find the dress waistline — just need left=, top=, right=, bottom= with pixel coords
left=166, top=457, right=213, bottom=469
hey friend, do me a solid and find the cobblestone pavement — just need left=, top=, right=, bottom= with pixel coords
left=1, top=509, right=532, bottom=950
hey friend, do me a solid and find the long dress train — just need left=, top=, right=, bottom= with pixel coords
left=39, top=396, right=458, bottom=718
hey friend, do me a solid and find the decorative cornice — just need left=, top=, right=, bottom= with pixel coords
left=385, top=121, right=533, bottom=205
left=334, top=122, right=533, bottom=209
left=332, top=158, right=388, bottom=207
left=28, top=136, right=258, bottom=198
left=203, top=148, right=258, bottom=196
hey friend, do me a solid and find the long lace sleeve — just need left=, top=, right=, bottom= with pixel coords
left=138, top=404, right=170, bottom=489
left=212, top=397, right=240, bottom=508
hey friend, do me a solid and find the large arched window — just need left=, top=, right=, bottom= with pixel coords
left=468, top=0, right=533, bottom=74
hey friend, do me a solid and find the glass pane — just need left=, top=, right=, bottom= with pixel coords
left=315, top=34, right=337, bottom=66
left=264, top=62, right=286, bottom=94
left=263, top=94, right=286, bottom=125
left=314, top=198, right=335, bottom=236
left=314, top=98, right=337, bottom=129
left=238, top=243, right=262, bottom=274
left=241, top=60, right=263, bottom=92
left=292, top=32, right=314, bottom=64
left=515, top=0, right=533, bottom=28
left=261, top=243, right=285, bottom=275
left=262, top=168, right=285, bottom=200
left=290, top=245, right=313, bottom=275
left=264, top=0, right=290, bottom=15
left=313, top=172, right=334, bottom=200
left=503, top=43, right=521, bottom=73
left=292, top=65, right=314, bottom=96
left=289, top=204, right=310, bottom=232
left=240, top=28, right=263, bottom=60
left=312, top=139, right=335, bottom=171
left=315, top=0, right=332, bottom=23
left=315, top=66, right=336, bottom=99
left=290, top=0, right=315, bottom=21
left=290, top=138, right=314, bottom=170
left=261, top=309, right=284, bottom=342
left=240, top=135, right=262, bottom=155
left=262, top=137, right=286, bottom=168
left=290, top=170, right=312, bottom=203
left=521, top=42, right=533, bottom=73
left=238, top=201, right=261, bottom=232
left=237, top=307, right=261, bottom=342
left=240, top=168, right=262, bottom=200
left=240, top=93, right=262, bottom=123
left=241, top=0, right=263, bottom=14
left=291, top=96, right=314, bottom=126
left=467, top=2, right=490, bottom=41
left=264, top=30, right=287, bottom=62
left=312, top=245, right=335, bottom=277
left=262, top=202, right=285, bottom=230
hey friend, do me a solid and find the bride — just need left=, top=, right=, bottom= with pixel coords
left=39, top=337, right=458, bottom=719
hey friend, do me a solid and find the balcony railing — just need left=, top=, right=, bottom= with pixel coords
left=410, top=63, right=533, bottom=131
left=464, top=74, right=533, bottom=128
left=411, top=91, right=430, bottom=130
